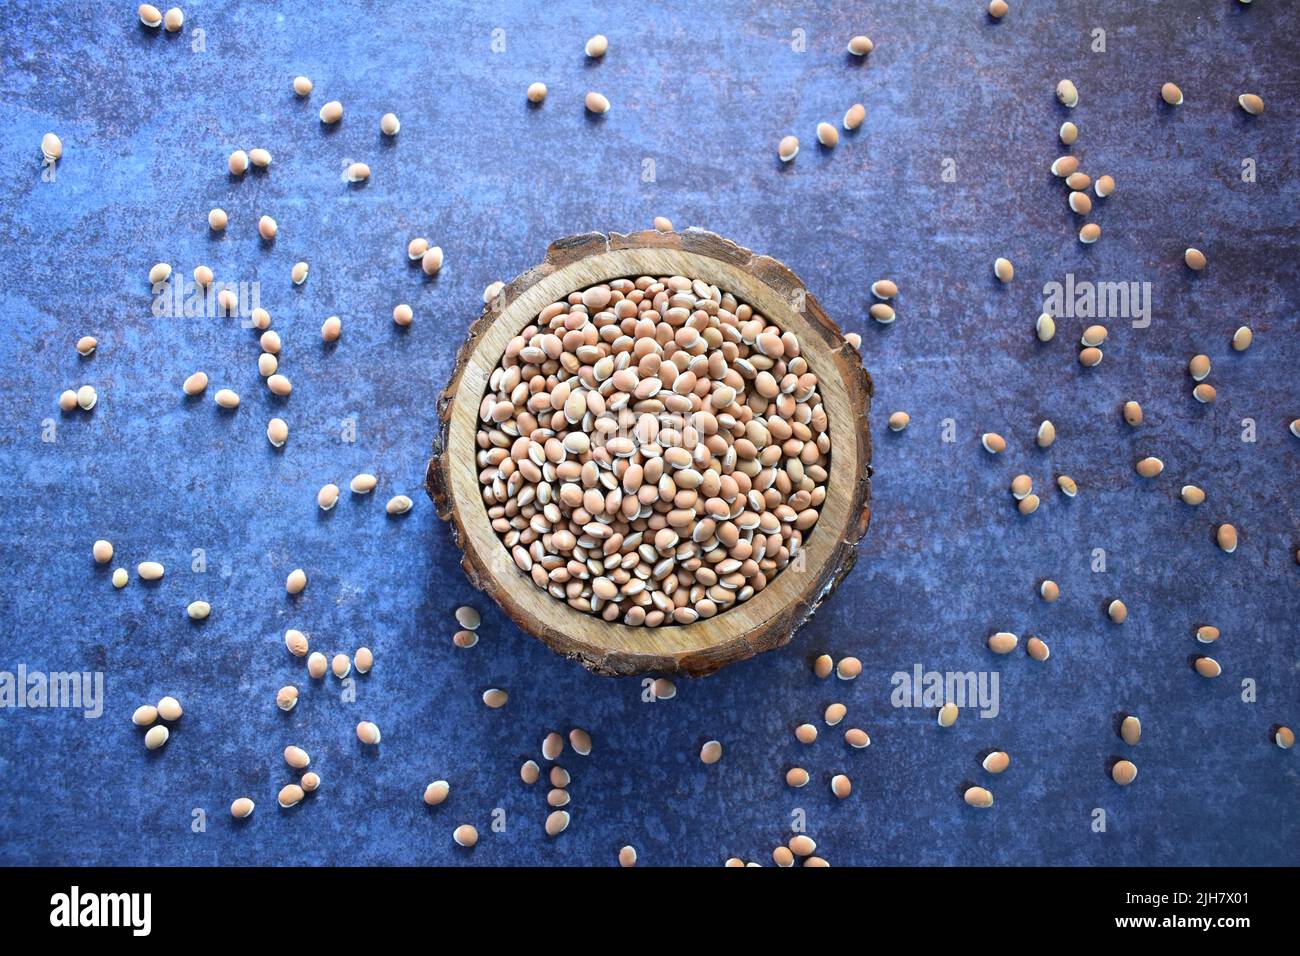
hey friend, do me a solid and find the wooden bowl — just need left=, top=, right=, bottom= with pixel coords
left=425, top=229, right=873, bottom=676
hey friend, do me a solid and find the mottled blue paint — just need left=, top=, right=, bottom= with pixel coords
left=0, top=0, right=1296, bottom=867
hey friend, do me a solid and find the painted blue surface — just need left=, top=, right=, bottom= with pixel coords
left=0, top=0, right=1296, bottom=867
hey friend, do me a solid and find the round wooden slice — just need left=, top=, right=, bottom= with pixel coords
left=425, top=229, right=873, bottom=675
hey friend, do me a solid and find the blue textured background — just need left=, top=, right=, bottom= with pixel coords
left=1, top=0, right=1296, bottom=867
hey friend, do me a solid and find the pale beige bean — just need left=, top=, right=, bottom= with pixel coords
left=307, top=652, right=327, bottom=679
left=230, top=797, right=255, bottom=818
left=276, top=685, right=298, bottom=711
left=987, top=632, right=1018, bottom=654
left=699, top=740, right=722, bottom=764
left=285, top=629, right=309, bottom=656
left=978, top=752, right=1009, bottom=776
left=144, top=725, right=169, bottom=750
left=1216, top=524, right=1238, bottom=553
left=1111, top=760, right=1137, bottom=785
left=569, top=728, right=592, bottom=756
left=424, top=780, right=450, bottom=805
left=453, top=824, right=478, bottom=847
left=938, top=703, right=958, bottom=727
left=356, top=720, right=382, bottom=744
left=1238, top=93, right=1264, bottom=116
left=1121, top=716, right=1141, bottom=745
left=317, top=484, right=339, bottom=510
left=285, top=568, right=307, bottom=594
left=542, top=732, right=563, bottom=761
left=830, top=774, right=852, bottom=799
left=1195, top=657, right=1222, bottom=678
left=41, top=131, right=63, bottom=163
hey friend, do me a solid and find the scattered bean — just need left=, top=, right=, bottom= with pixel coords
left=424, top=780, right=450, bottom=805
left=1111, top=760, right=1137, bottom=785
left=1121, top=716, right=1141, bottom=745
left=982, top=751, right=1010, bottom=773
left=938, top=703, right=959, bottom=727
left=830, top=774, right=852, bottom=799
left=1237, top=93, right=1264, bottom=115
left=1216, top=524, right=1237, bottom=553
left=1195, top=657, right=1222, bottom=678
left=285, top=629, right=309, bottom=656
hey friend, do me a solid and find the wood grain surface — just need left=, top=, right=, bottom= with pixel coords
left=427, top=229, right=873, bottom=675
